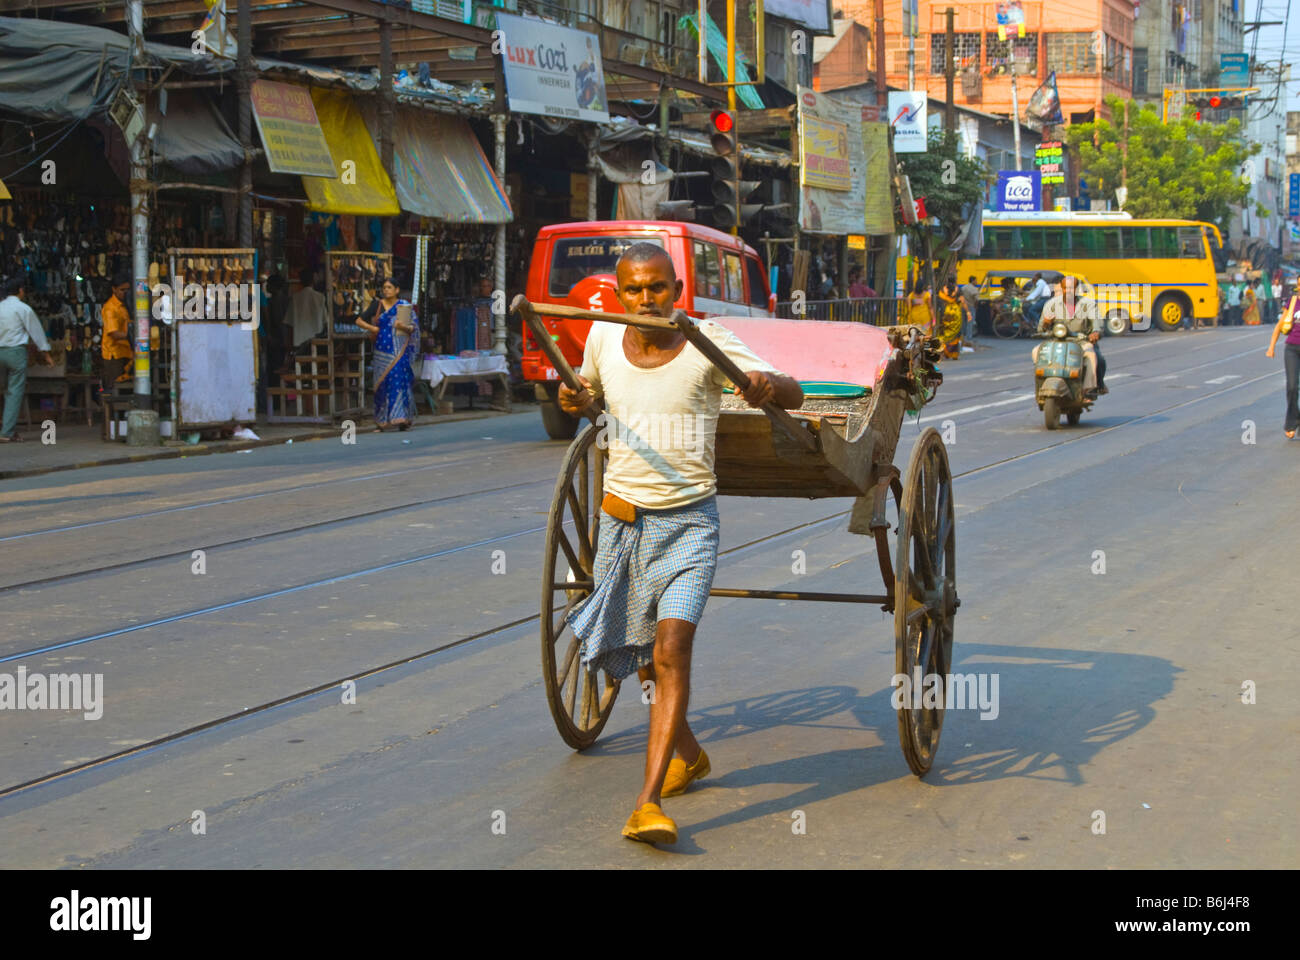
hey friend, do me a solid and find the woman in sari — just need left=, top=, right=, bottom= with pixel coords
left=907, top=279, right=935, bottom=335
left=1241, top=282, right=1261, bottom=326
left=355, top=277, right=419, bottom=431
left=937, top=279, right=967, bottom=360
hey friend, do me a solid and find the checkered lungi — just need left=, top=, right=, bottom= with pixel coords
left=567, top=496, right=720, bottom=681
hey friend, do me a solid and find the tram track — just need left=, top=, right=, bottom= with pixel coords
left=0, top=474, right=556, bottom=594
left=0, top=365, right=1279, bottom=802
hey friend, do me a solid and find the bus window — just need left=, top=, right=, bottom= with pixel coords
left=983, top=227, right=1014, bottom=257
left=745, top=255, right=768, bottom=308
left=1072, top=226, right=1101, bottom=258
left=1177, top=226, right=1204, bottom=258
left=723, top=252, right=745, bottom=304
left=1101, top=228, right=1125, bottom=257
left=1017, top=227, right=1043, bottom=258
left=1151, top=227, right=1179, bottom=258
left=1126, top=226, right=1152, bottom=258
left=1043, top=227, right=1068, bottom=257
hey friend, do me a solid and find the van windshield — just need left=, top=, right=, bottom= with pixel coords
left=548, top=236, right=666, bottom=297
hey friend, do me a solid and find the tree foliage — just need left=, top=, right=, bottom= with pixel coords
left=896, top=128, right=992, bottom=254
left=1066, top=95, right=1262, bottom=228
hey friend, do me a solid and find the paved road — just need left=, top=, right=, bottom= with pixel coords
left=1, top=327, right=1295, bottom=868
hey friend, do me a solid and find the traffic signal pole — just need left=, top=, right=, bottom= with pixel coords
left=726, top=0, right=737, bottom=234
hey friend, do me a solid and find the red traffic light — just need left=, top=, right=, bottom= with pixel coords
left=710, top=109, right=734, bottom=134
left=1209, top=95, right=1222, bottom=108
left=1194, top=110, right=1202, bottom=121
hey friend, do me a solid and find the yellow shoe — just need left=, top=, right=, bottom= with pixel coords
left=621, top=803, right=677, bottom=844
left=661, top=749, right=710, bottom=798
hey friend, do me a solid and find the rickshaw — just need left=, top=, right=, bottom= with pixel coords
left=981, top=269, right=1076, bottom=339
left=513, top=295, right=959, bottom=777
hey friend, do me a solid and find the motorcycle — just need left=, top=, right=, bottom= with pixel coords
left=1033, top=321, right=1096, bottom=429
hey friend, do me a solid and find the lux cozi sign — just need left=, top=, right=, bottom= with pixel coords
left=505, top=42, right=568, bottom=73
left=495, top=12, right=609, bottom=124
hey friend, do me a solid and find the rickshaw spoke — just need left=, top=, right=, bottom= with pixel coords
left=911, top=524, right=936, bottom=588
left=556, top=635, right=580, bottom=690
left=555, top=529, right=583, bottom=580
left=566, top=485, right=593, bottom=565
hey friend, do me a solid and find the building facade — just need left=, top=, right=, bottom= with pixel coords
left=836, top=0, right=1137, bottom=123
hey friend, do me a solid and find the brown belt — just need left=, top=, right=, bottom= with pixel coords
left=601, top=492, right=638, bottom=524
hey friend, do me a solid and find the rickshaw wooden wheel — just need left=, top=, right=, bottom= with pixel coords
left=894, top=428, right=958, bottom=777
left=991, top=307, right=1019, bottom=339
left=541, top=423, right=620, bottom=750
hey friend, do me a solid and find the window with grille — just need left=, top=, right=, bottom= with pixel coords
left=1104, top=35, right=1132, bottom=88
left=1133, top=47, right=1148, bottom=94
left=1046, top=32, right=1098, bottom=74
left=986, top=32, right=1038, bottom=75
left=930, top=32, right=982, bottom=75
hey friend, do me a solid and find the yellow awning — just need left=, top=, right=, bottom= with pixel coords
left=301, top=88, right=400, bottom=216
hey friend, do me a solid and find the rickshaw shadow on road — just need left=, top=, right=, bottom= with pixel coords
left=588, top=643, right=1173, bottom=847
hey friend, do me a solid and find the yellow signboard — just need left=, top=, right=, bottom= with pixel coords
left=251, top=80, right=335, bottom=178
left=847, top=234, right=866, bottom=250
left=800, top=115, right=851, bottom=192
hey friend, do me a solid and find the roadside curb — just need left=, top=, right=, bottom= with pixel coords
left=0, top=407, right=515, bottom=481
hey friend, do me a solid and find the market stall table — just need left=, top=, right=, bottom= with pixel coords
left=419, top=352, right=509, bottom=411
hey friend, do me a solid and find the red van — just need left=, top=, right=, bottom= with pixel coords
left=522, top=220, right=775, bottom=438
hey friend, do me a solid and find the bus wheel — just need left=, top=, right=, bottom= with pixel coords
left=537, top=383, right=580, bottom=440
left=1153, top=294, right=1188, bottom=332
left=1105, top=310, right=1131, bottom=336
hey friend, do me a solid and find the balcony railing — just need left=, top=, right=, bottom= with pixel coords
left=774, top=298, right=905, bottom=326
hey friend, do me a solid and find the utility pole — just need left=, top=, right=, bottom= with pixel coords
left=1009, top=41, right=1022, bottom=170
left=493, top=55, right=508, bottom=357
left=874, top=0, right=886, bottom=111
left=906, top=0, right=916, bottom=91
left=944, top=7, right=956, bottom=137
left=126, top=0, right=151, bottom=411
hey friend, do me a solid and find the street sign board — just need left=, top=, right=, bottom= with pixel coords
left=495, top=13, right=609, bottom=124
left=996, top=170, right=1041, bottom=211
left=1289, top=172, right=1300, bottom=217
left=888, top=91, right=927, bottom=153
left=250, top=80, right=335, bottom=177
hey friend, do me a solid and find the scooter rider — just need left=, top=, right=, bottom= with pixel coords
left=1041, top=275, right=1107, bottom=397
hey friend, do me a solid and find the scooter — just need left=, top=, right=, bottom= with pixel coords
left=1033, top=321, right=1096, bottom=430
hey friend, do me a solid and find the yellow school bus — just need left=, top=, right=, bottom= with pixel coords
left=950, top=212, right=1223, bottom=333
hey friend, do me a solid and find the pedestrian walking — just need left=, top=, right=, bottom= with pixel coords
left=354, top=277, right=418, bottom=432
left=556, top=242, right=803, bottom=845
left=907, top=279, right=935, bottom=335
left=0, top=274, right=53, bottom=443
left=1265, top=288, right=1300, bottom=439
left=1241, top=282, right=1260, bottom=326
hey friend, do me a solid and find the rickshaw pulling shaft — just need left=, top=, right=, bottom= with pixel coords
left=510, top=295, right=818, bottom=453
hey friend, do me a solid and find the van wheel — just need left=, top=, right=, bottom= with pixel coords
left=1105, top=310, right=1130, bottom=336
left=1153, top=294, right=1188, bottom=332
left=536, top=382, right=580, bottom=440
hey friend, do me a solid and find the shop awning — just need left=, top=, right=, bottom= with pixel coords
left=360, top=104, right=510, bottom=224
left=299, top=87, right=400, bottom=217
left=155, top=92, right=243, bottom=175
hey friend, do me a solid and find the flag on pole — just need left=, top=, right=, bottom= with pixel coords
left=1026, top=71, right=1064, bottom=125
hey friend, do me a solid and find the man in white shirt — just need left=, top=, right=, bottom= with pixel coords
left=0, top=276, right=53, bottom=442
left=284, top=267, right=329, bottom=354
left=558, top=243, right=802, bottom=844
left=1023, top=272, right=1052, bottom=327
